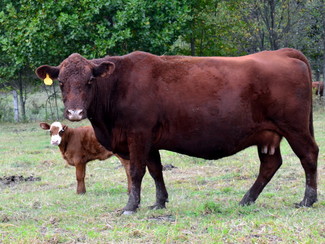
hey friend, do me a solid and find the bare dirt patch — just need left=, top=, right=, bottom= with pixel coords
left=0, top=175, right=41, bottom=185
left=162, top=164, right=177, bottom=171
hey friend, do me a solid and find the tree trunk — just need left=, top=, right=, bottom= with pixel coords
left=190, top=36, right=195, bottom=56
left=323, top=44, right=325, bottom=97
left=315, top=69, right=320, bottom=81
left=53, top=84, right=60, bottom=120
left=18, top=70, right=26, bottom=121
left=12, top=90, right=19, bottom=122
left=321, top=1, right=325, bottom=97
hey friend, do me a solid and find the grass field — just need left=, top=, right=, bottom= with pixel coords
left=0, top=108, right=324, bottom=243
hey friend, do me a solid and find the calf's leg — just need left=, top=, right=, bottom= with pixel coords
left=240, top=146, right=282, bottom=205
left=76, top=163, right=86, bottom=194
left=116, top=155, right=131, bottom=194
left=147, top=150, right=168, bottom=210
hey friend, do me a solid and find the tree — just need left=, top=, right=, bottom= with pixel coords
left=1, top=0, right=325, bottom=122
left=0, top=0, right=189, bottom=121
left=232, top=0, right=324, bottom=82
left=235, top=0, right=308, bottom=52
left=291, top=0, right=325, bottom=82
left=174, top=0, right=249, bottom=56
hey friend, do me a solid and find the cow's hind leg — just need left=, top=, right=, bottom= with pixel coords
left=285, top=133, right=318, bottom=207
left=240, top=146, right=282, bottom=205
left=147, top=150, right=168, bottom=210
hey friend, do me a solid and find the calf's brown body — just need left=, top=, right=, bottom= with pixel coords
left=40, top=122, right=130, bottom=194
left=312, top=81, right=324, bottom=96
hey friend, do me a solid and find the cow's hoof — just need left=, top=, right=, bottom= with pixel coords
left=294, top=199, right=316, bottom=208
left=148, top=203, right=166, bottom=210
left=296, top=187, right=318, bottom=208
left=123, top=210, right=136, bottom=215
left=295, top=195, right=317, bottom=208
left=239, top=199, right=255, bottom=206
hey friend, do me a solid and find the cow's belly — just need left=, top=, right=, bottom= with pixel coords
left=156, top=116, right=279, bottom=160
left=159, top=127, right=253, bottom=159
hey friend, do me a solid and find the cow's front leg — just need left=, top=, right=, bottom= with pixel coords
left=122, top=134, right=147, bottom=214
left=76, top=163, right=86, bottom=194
left=147, top=150, right=168, bottom=210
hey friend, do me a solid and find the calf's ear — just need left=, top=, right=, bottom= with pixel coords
left=40, top=122, right=50, bottom=130
left=93, top=61, right=115, bottom=78
left=35, top=65, right=60, bottom=80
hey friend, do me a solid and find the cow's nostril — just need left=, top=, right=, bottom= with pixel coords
left=67, top=109, right=84, bottom=121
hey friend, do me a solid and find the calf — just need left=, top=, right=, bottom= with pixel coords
left=40, top=122, right=130, bottom=194
left=312, top=81, right=324, bottom=96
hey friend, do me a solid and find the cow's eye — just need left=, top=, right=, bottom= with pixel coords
left=88, top=76, right=95, bottom=85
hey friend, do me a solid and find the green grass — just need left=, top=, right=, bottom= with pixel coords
left=0, top=111, right=324, bottom=243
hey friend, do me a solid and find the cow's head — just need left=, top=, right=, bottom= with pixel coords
left=40, top=121, right=67, bottom=146
left=36, top=54, right=115, bottom=121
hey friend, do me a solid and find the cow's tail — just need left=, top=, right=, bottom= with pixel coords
left=301, top=52, right=315, bottom=138
left=280, top=48, right=314, bottom=137
left=291, top=49, right=314, bottom=138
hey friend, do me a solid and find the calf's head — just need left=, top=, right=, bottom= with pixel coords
left=36, top=53, right=115, bottom=121
left=40, top=122, right=67, bottom=146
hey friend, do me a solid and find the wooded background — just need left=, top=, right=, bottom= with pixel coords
left=0, top=0, right=324, bottom=122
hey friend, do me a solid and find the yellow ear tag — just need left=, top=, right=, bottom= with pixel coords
left=44, top=73, right=53, bottom=86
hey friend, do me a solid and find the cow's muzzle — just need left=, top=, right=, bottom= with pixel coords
left=66, top=109, right=84, bottom=121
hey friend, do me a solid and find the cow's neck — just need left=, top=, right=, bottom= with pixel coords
left=88, top=57, right=126, bottom=152
left=89, top=61, right=121, bottom=122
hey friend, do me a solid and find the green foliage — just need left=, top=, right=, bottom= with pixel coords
left=290, top=0, right=325, bottom=78
left=0, top=0, right=324, bottom=122
left=0, top=0, right=189, bottom=68
left=0, top=0, right=190, bottom=121
left=174, top=0, right=248, bottom=56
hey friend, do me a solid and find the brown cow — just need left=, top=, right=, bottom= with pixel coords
left=36, top=48, right=318, bottom=214
left=312, top=81, right=324, bottom=96
left=40, top=122, right=131, bottom=194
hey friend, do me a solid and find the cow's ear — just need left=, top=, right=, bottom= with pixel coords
left=93, top=61, right=115, bottom=78
left=40, top=122, right=50, bottom=130
left=35, top=65, right=60, bottom=80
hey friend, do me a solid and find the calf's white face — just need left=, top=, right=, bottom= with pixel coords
left=39, top=121, right=65, bottom=146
